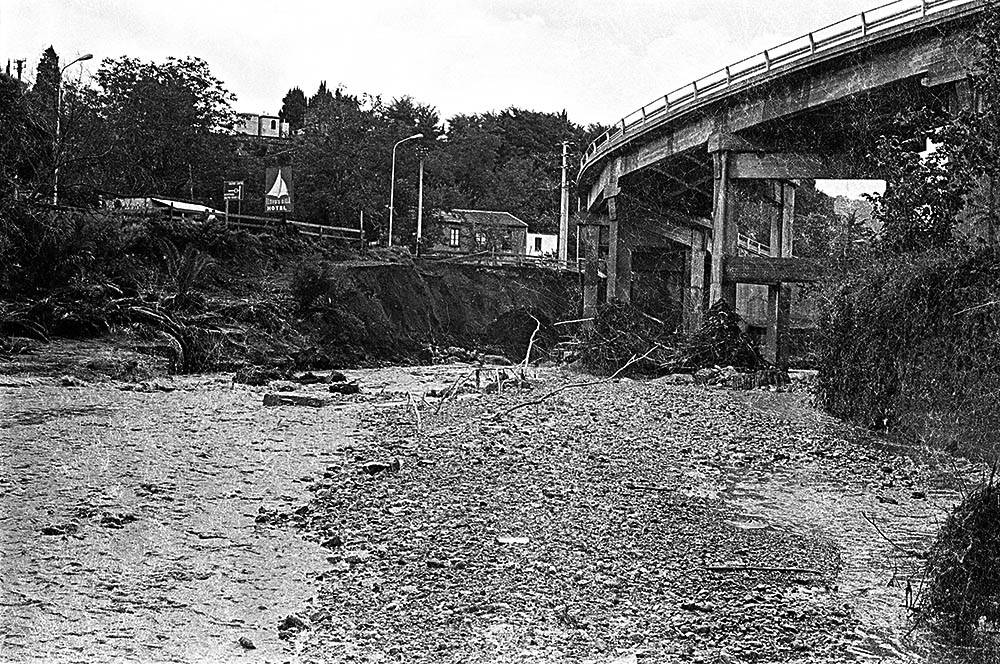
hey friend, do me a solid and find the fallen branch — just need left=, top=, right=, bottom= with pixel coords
left=490, top=346, right=660, bottom=421
left=861, top=511, right=926, bottom=558
left=522, top=314, right=541, bottom=371
left=706, top=565, right=823, bottom=575
left=553, top=317, right=594, bottom=327
left=434, top=369, right=475, bottom=414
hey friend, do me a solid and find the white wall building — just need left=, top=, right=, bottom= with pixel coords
left=236, top=113, right=290, bottom=139
left=526, top=232, right=558, bottom=257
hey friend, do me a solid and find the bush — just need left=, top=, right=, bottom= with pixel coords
left=577, top=302, right=678, bottom=376
left=680, top=300, right=766, bottom=371
left=819, top=243, right=1000, bottom=456
left=924, top=478, right=1000, bottom=646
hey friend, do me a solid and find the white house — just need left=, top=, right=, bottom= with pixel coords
left=526, top=232, right=558, bottom=257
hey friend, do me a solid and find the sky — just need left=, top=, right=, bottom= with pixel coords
left=4, top=0, right=884, bottom=126
left=1, top=0, right=890, bottom=198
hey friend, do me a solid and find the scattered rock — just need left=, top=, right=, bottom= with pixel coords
left=237, top=636, right=256, bottom=650
left=426, top=559, right=448, bottom=568
left=262, top=392, right=330, bottom=408
left=269, top=380, right=300, bottom=392
left=876, top=494, right=899, bottom=505
left=99, top=512, right=138, bottom=528
left=363, top=459, right=401, bottom=475
left=656, top=373, right=695, bottom=385
left=496, top=536, right=530, bottom=545
left=482, top=354, right=513, bottom=366
left=277, top=614, right=310, bottom=639
left=321, top=535, right=344, bottom=549
left=911, top=490, right=927, bottom=500
left=329, top=382, right=361, bottom=395
left=59, top=375, right=88, bottom=388
left=680, top=600, right=714, bottom=613
left=40, top=523, right=79, bottom=536
left=233, top=365, right=284, bottom=386
left=294, top=372, right=325, bottom=385
left=328, top=370, right=347, bottom=383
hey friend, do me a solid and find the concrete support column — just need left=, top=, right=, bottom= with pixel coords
left=606, top=196, right=633, bottom=303
left=764, top=182, right=795, bottom=366
left=580, top=221, right=602, bottom=329
left=710, top=151, right=737, bottom=308
left=685, top=228, right=707, bottom=331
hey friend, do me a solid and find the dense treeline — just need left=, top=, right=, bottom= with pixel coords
left=0, top=49, right=602, bottom=242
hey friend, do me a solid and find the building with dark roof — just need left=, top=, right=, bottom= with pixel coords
left=429, top=209, right=529, bottom=256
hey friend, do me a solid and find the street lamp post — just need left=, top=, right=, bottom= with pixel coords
left=387, top=132, right=423, bottom=247
left=53, top=52, right=93, bottom=206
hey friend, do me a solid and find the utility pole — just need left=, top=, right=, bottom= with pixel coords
left=558, top=141, right=570, bottom=263
left=416, top=156, right=425, bottom=256
left=14, top=59, right=25, bottom=81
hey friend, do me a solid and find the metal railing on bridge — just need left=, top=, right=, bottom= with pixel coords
left=581, top=0, right=979, bottom=174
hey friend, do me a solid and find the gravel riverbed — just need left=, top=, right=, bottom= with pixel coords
left=0, top=365, right=975, bottom=663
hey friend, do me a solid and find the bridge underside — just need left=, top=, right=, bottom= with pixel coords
left=576, top=11, right=985, bottom=365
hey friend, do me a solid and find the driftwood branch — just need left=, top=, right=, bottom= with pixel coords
left=489, top=345, right=660, bottom=421
left=522, top=314, right=541, bottom=370
left=861, top=511, right=925, bottom=558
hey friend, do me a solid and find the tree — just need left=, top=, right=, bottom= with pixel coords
left=280, top=86, right=307, bottom=131
left=867, top=6, right=1000, bottom=253
left=92, top=56, right=237, bottom=201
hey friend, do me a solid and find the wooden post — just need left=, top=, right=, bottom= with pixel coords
left=710, top=151, right=737, bottom=308
left=580, top=222, right=601, bottom=329
left=685, top=228, right=707, bottom=331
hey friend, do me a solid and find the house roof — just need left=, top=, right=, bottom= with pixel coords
left=441, top=209, right=528, bottom=228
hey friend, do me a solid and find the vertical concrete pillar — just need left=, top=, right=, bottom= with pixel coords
left=606, top=196, right=632, bottom=303
left=580, top=221, right=602, bottom=329
left=710, top=151, right=737, bottom=308
left=685, top=228, right=707, bottom=331
left=764, top=182, right=795, bottom=365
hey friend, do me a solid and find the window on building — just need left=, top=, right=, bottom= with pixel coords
left=534, top=237, right=543, bottom=252
left=270, top=119, right=277, bottom=130
left=448, top=227, right=460, bottom=247
left=475, top=231, right=486, bottom=247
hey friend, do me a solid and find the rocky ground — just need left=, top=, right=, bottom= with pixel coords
left=0, top=360, right=977, bottom=663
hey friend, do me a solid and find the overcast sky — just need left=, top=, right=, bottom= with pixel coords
left=5, top=0, right=882, bottom=126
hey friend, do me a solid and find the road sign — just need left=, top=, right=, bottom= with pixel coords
left=224, top=180, right=244, bottom=201
left=264, top=168, right=293, bottom=213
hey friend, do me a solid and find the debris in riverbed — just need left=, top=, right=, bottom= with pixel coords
left=277, top=614, right=310, bottom=639
left=59, top=374, right=88, bottom=388
left=363, top=458, right=401, bottom=475
left=39, top=523, right=79, bottom=536
left=329, top=382, right=360, bottom=395
left=262, top=392, right=330, bottom=408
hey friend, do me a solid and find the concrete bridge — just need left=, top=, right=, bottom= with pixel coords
left=576, top=0, right=990, bottom=363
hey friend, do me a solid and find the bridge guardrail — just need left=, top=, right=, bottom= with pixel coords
left=581, top=0, right=979, bottom=177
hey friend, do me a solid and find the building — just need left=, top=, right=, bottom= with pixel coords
left=236, top=113, right=290, bottom=139
left=430, top=209, right=528, bottom=256
left=526, top=232, right=558, bottom=257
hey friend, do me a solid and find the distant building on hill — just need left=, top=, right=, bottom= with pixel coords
left=236, top=112, right=290, bottom=139
left=430, top=209, right=529, bottom=256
